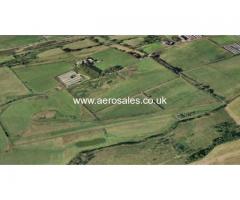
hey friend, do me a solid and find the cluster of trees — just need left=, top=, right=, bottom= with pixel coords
left=102, top=65, right=123, bottom=74
left=144, top=35, right=162, bottom=44
left=187, top=121, right=240, bottom=163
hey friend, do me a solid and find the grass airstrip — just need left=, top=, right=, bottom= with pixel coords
left=0, top=35, right=240, bottom=164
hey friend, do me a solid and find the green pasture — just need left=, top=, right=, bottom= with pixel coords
left=13, top=61, right=73, bottom=92
left=146, top=78, right=221, bottom=113
left=186, top=55, right=240, bottom=100
left=209, top=35, right=240, bottom=45
left=91, top=48, right=138, bottom=70
left=0, top=67, right=29, bottom=105
left=0, top=36, right=44, bottom=50
left=1, top=90, right=80, bottom=138
left=160, top=39, right=231, bottom=70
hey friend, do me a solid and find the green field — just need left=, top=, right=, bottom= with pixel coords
left=97, top=94, right=160, bottom=119
left=37, top=48, right=65, bottom=58
left=146, top=78, right=220, bottom=113
left=63, top=39, right=97, bottom=50
left=0, top=35, right=240, bottom=165
left=0, top=126, right=9, bottom=152
left=140, top=42, right=166, bottom=54
left=122, top=37, right=144, bottom=47
left=13, top=61, right=73, bottom=92
left=0, top=67, right=29, bottom=105
left=85, top=109, right=233, bottom=164
left=0, top=36, right=44, bottom=50
left=160, top=39, right=231, bottom=70
left=91, top=48, right=138, bottom=70
left=0, top=54, right=14, bottom=63
left=209, top=35, right=240, bottom=45
left=1, top=90, right=81, bottom=138
left=86, top=58, right=177, bottom=111
left=186, top=55, right=240, bottom=100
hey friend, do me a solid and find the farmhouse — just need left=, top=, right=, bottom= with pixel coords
left=179, top=35, right=202, bottom=41
left=57, top=70, right=82, bottom=88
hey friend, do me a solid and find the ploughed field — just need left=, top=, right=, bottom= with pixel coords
left=0, top=35, right=240, bottom=164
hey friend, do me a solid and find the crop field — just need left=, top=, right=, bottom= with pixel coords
left=0, top=35, right=240, bottom=165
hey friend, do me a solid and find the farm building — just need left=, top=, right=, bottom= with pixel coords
left=223, top=43, right=240, bottom=54
left=57, top=70, right=82, bottom=88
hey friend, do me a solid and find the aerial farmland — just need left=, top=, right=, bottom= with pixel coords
left=0, top=35, right=240, bottom=164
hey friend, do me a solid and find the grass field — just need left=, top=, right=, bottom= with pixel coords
left=97, top=94, right=160, bottom=119
left=0, top=67, right=29, bottom=105
left=63, top=39, right=97, bottom=50
left=208, top=35, right=240, bottom=45
left=0, top=54, right=14, bottom=63
left=160, top=39, right=231, bottom=70
left=140, top=42, right=166, bottom=54
left=87, top=58, right=176, bottom=111
left=0, top=36, right=44, bottom=50
left=0, top=139, right=64, bottom=164
left=171, top=109, right=233, bottom=152
left=91, top=48, right=138, bottom=70
left=121, top=37, right=144, bottom=47
left=106, top=115, right=175, bottom=141
left=0, top=35, right=240, bottom=165
left=87, top=135, right=186, bottom=164
left=186, top=55, right=240, bottom=100
left=108, top=35, right=138, bottom=41
left=85, top=109, right=233, bottom=164
left=0, top=126, right=9, bottom=152
left=146, top=78, right=221, bottom=113
left=225, top=97, right=240, bottom=124
left=13, top=61, right=73, bottom=92
left=1, top=90, right=81, bottom=138
left=37, top=48, right=65, bottom=58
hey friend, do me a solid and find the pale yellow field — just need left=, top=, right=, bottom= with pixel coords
left=225, top=97, right=240, bottom=125
left=193, top=139, right=240, bottom=164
